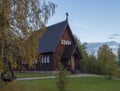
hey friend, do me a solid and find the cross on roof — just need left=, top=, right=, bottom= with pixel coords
left=66, top=12, right=69, bottom=21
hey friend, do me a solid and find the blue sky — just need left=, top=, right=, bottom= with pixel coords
left=47, top=0, right=120, bottom=43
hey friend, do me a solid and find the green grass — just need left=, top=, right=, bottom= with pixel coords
left=68, top=77, right=120, bottom=91
left=15, top=72, right=73, bottom=78
left=1, top=77, right=120, bottom=91
left=15, top=72, right=56, bottom=78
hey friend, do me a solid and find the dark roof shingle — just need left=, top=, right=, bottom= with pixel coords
left=38, top=20, right=67, bottom=53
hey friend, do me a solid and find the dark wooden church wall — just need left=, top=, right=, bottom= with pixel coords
left=53, top=26, right=75, bottom=70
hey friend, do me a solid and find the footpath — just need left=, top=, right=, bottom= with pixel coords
left=17, top=73, right=103, bottom=81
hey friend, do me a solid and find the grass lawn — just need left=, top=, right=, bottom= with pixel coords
left=1, top=77, right=120, bottom=91
left=14, top=72, right=74, bottom=78
left=15, top=72, right=56, bottom=78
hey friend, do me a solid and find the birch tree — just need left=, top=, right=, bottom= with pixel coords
left=0, top=0, right=56, bottom=72
left=98, top=44, right=118, bottom=79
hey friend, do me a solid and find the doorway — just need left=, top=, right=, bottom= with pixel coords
left=70, top=56, right=75, bottom=70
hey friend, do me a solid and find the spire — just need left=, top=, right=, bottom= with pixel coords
left=66, top=12, right=69, bottom=21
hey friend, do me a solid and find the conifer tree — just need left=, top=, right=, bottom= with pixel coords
left=57, top=63, right=68, bottom=91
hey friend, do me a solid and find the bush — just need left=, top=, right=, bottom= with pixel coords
left=57, top=63, right=68, bottom=91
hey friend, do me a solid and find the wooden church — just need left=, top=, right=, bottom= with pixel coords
left=36, top=15, right=82, bottom=71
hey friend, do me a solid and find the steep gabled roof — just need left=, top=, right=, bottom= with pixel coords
left=38, top=20, right=68, bottom=53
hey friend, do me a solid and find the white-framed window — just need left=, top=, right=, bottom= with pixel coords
left=68, top=41, right=71, bottom=45
left=69, top=41, right=71, bottom=45
left=67, top=41, right=70, bottom=45
left=35, top=59, right=38, bottom=64
left=65, top=41, right=67, bottom=45
left=44, top=56, right=46, bottom=63
left=41, top=55, right=50, bottom=64
left=41, top=56, right=44, bottom=63
left=61, top=39, right=72, bottom=46
left=61, top=39, right=64, bottom=45
left=47, top=56, right=50, bottom=63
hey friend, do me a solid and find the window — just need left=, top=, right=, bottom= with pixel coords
left=41, top=55, right=50, bottom=64
left=47, top=56, right=50, bottom=63
left=61, top=39, right=64, bottom=45
left=35, top=59, right=38, bottom=64
left=68, top=41, right=71, bottom=45
left=61, top=39, right=72, bottom=46
left=41, top=56, right=44, bottom=63
left=44, top=56, right=46, bottom=63
left=69, top=41, right=71, bottom=45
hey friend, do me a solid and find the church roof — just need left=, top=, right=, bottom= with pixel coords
left=38, top=20, right=68, bottom=53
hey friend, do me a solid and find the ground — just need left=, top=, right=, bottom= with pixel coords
left=0, top=73, right=120, bottom=91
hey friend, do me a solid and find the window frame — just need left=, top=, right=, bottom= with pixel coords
left=41, top=55, right=50, bottom=64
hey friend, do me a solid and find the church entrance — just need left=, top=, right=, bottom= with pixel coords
left=70, top=56, right=75, bottom=70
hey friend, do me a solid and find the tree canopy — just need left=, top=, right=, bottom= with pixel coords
left=74, top=35, right=89, bottom=72
left=117, top=45, right=120, bottom=68
left=97, top=44, right=118, bottom=79
left=0, top=0, right=56, bottom=72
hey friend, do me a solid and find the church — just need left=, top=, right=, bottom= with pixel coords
left=36, top=15, right=82, bottom=71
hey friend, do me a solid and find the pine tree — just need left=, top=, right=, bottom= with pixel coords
left=57, top=63, right=68, bottom=91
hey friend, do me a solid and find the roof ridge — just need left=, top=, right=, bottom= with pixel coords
left=47, top=20, right=67, bottom=28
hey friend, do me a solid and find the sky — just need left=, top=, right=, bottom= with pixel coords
left=47, top=0, right=120, bottom=43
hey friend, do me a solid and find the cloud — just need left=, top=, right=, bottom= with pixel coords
left=110, top=34, right=120, bottom=37
left=108, top=33, right=120, bottom=40
left=108, top=36, right=115, bottom=39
